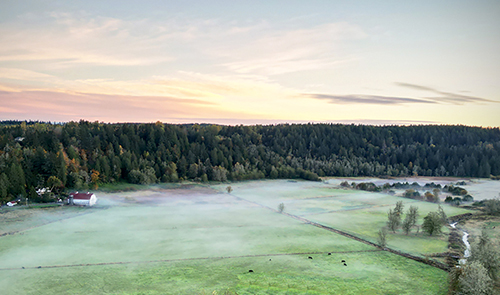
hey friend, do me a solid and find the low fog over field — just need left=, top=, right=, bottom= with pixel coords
left=1, top=185, right=370, bottom=269
left=2, top=178, right=498, bottom=294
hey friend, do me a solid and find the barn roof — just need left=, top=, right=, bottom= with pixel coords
left=70, top=192, right=94, bottom=200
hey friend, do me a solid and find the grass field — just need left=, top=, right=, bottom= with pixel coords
left=0, top=251, right=448, bottom=295
left=0, top=178, right=479, bottom=294
left=222, top=180, right=471, bottom=256
left=0, top=206, right=88, bottom=236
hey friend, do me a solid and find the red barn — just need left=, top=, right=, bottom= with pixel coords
left=68, top=192, right=97, bottom=206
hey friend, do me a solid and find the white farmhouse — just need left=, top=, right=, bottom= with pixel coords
left=68, top=192, right=97, bottom=206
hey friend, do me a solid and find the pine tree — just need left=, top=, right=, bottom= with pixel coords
left=55, top=151, right=67, bottom=186
left=8, top=162, right=26, bottom=197
left=0, top=173, right=9, bottom=204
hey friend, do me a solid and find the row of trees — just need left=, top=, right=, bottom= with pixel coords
left=344, top=181, right=472, bottom=205
left=1, top=121, right=500, bottom=204
left=379, top=201, right=448, bottom=246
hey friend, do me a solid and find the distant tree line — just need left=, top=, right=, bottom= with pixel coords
left=341, top=180, right=477, bottom=204
left=1, top=121, right=500, bottom=203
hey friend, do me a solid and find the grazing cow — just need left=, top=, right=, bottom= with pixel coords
left=328, top=253, right=331, bottom=255
left=38, top=266, right=41, bottom=269
left=308, top=256, right=313, bottom=259
left=341, top=260, right=345, bottom=263
left=343, top=263, right=347, bottom=266
left=22, top=267, right=25, bottom=269
left=249, top=270, right=254, bottom=273
left=269, top=259, right=271, bottom=261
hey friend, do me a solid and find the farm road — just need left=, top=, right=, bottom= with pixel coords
left=0, top=249, right=381, bottom=271
left=228, top=193, right=450, bottom=272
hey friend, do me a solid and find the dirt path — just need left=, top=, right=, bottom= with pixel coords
left=229, top=193, right=450, bottom=272
left=0, top=249, right=381, bottom=271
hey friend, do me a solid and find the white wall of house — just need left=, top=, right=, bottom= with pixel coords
left=89, top=194, right=97, bottom=206
left=73, top=199, right=90, bottom=206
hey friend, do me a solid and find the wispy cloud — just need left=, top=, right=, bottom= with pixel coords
left=0, top=68, right=56, bottom=81
left=0, top=89, right=237, bottom=123
left=217, top=22, right=366, bottom=75
left=0, top=68, right=300, bottom=122
left=305, top=93, right=435, bottom=105
left=0, top=69, right=294, bottom=102
left=0, top=11, right=363, bottom=77
left=0, top=12, right=177, bottom=66
left=305, top=83, right=498, bottom=106
left=396, top=82, right=496, bottom=104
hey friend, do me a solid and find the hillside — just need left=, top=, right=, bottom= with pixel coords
left=0, top=121, right=499, bottom=203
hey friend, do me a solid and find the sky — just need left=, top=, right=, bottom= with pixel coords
left=0, top=0, right=499, bottom=126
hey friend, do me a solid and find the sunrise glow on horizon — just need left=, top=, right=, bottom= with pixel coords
left=1, top=1, right=499, bottom=126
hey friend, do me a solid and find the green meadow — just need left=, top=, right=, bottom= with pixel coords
left=0, top=179, right=475, bottom=294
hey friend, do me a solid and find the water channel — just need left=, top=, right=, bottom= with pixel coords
left=450, top=222, right=470, bottom=264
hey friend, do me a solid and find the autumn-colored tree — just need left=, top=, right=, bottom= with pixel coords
left=90, top=169, right=100, bottom=189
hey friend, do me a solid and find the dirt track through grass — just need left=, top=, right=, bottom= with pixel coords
left=229, top=192, right=450, bottom=271
left=0, top=249, right=382, bottom=271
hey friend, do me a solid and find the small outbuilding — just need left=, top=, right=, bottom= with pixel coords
left=68, top=192, right=97, bottom=206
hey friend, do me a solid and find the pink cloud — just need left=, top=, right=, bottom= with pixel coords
left=0, top=90, right=245, bottom=123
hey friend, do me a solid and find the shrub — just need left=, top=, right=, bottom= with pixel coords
left=462, top=194, right=474, bottom=202
left=425, top=191, right=439, bottom=203
left=484, top=199, right=500, bottom=215
left=404, top=189, right=421, bottom=200
left=445, top=185, right=468, bottom=196
left=377, top=228, right=387, bottom=247
left=458, top=261, right=493, bottom=295
left=340, top=181, right=350, bottom=187
left=356, top=182, right=380, bottom=192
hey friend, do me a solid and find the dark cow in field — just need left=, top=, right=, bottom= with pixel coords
left=249, top=270, right=254, bottom=273
left=341, top=260, right=345, bottom=263
left=328, top=253, right=331, bottom=255
left=308, top=256, right=313, bottom=259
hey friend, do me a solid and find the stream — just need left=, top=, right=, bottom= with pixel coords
left=450, top=222, right=470, bottom=264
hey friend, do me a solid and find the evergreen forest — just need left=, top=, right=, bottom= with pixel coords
left=1, top=120, right=499, bottom=203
